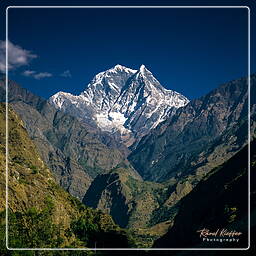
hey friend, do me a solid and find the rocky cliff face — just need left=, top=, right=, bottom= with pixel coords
left=0, top=79, right=127, bottom=200
left=129, top=74, right=255, bottom=182
left=49, top=64, right=189, bottom=147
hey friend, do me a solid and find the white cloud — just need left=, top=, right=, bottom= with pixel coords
left=22, top=70, right=52, bottom=80
left=34, top=72, right=52, bottom=79
left=60, top=70, right=71, bottom=78
left=0, top=40, right=37, bottom=73
left=23, top=70, right=36, bottom=76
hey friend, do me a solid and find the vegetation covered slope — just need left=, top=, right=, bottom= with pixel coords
left=154, top=140, right=255, bottom=248
left=0, top=103, right=133, bottom=251
left=84, top=166, right=163, bottom=229
left=83, top=165, right=194, bottom=247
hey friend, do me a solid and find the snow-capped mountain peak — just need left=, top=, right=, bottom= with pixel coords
left=139, top=64, right=146, bottom=71
left=49, top=65, right=189, bottom=147
left=138, top=64, right=151, bottom=75
left=114, top=64, right=123, bottom=69
left=113, top=64, right=137, bottom=73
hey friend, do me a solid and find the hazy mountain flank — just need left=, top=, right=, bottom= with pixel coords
left=0, top=78, right=127, bottom=200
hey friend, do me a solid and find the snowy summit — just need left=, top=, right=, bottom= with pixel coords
left=49, top=64, right=189, bottom=147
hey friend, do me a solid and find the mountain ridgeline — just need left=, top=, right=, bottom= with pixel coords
left=0, top=78, right=129, bottom=200
left=129, top=74, right=254, bottom=182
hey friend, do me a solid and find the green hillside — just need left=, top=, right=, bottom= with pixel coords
left=0, top=103, right=133, bottom=253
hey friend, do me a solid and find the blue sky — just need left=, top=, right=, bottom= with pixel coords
left=0, top=2, right=253, bottom=100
